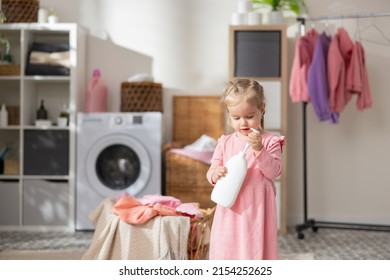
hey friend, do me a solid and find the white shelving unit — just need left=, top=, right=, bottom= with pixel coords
left=0, top=23, right=85, bottom=231
left=229, top=25, right=288, bottom=234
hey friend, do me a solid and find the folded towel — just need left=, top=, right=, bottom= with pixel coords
left=29, top=51, right=70, bottom=68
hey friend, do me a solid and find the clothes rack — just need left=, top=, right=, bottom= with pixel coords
left=295, top=12, right=390, bottom=239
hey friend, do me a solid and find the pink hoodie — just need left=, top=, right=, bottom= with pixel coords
left=327, top=28, right=354, bottom=113
left=289, top=29, right=319, bottom=103
left=346, top=41, right=372, bottom=111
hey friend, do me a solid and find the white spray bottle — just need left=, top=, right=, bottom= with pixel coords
left=211, top=128, right=259, bottom=208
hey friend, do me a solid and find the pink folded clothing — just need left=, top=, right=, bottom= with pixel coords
left=170, top=148, right=213, bottom=164
left=113, top=196, right=179, bottom=224
left=176, top=203, right=204, bottom=218
left=113, top=196, right=156, bottom=224
left=113, top=194, right=204, bottom=224
left=138, top=194, right=182, bottom=208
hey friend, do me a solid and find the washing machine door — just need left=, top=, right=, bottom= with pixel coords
left=85, top=134, right=151, bottom=197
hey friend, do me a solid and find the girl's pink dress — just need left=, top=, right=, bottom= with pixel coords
left=207, top=132, right=285, bottom=260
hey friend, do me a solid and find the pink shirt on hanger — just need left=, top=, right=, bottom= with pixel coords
left=346, top=41, right=373, bottom=111
left=289, top=29, right=318, bottom=103
left=327, top=27, right=354, bottom=113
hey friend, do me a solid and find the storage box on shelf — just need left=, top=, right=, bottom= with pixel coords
left=0, top=23, right=85, bottom=230
left=1, top=0, right=39, bottom=23
left=0, top=64, right=20, bottom=75
left=165, top=96, right=224, bottom=210
left=121, top=82, right=163, bottom=112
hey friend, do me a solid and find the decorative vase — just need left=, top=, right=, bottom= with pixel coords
left=268, top=10, right=283, bottom=25
left=247, top=12, right=263, bottom=25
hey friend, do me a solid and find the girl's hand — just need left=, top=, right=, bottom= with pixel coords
left=248, top=129, right=263, bottom=152
left=212, top=166, right=228, bottom=184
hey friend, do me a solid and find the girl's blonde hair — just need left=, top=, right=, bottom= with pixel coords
left=221, top=78, right=266, bottom=128
left=222, top=78, right=265, bottom=110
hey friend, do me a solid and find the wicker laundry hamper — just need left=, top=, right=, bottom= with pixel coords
left=165, top=96, right=224, bottom=210
left=188, top=207, right=215, bottom=260
left=165, top=96, right=224, bottom=259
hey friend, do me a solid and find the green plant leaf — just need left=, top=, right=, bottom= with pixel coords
left=252, top=0, right=306, bottom=15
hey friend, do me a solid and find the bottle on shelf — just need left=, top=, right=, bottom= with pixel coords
left=0, top=104, right=8, bottom=127
left=37, top=100, right=48, bottom=120
left=85, top=68, right=108, bottom=112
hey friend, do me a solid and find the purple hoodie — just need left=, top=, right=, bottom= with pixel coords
left=308, top=32, right=339, bottom=124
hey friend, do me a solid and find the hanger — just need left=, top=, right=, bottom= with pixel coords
left=354, top=17, right=362, bottom=42
left=357, top=17, right=390, bottom=46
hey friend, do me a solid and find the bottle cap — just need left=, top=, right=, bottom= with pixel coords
left=92, top=68, right=101, bottom=78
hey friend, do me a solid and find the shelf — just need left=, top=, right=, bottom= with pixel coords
left=21, top=175, right=70, bottom=180
left=0, top=175, right=19, bottom=180
left=0, top=76, right=21, bottom=80
left=23, top=76, right=71, bottom=81
left=0, top=126, right=20, bottom=130
left=0, top=23, right=85, bottom=230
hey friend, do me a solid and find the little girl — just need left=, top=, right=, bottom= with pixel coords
left=207, top=78, right=285, bottom=260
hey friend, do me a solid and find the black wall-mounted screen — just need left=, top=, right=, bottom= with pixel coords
left=234, top=30, right=281, bottom=77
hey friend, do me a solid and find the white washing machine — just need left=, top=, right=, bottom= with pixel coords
left=76, top=112, right=162, bottom=230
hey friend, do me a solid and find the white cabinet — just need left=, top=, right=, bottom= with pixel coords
left=229, top=25, right=287, bottom=234
left=0, top=23, right=85, bottom=230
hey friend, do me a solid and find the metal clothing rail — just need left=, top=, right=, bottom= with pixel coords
left=295, top=12, right=390, bottom=239
left=300, top=11, right=390, bottom=21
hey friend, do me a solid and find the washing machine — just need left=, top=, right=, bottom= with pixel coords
left=76, top=112, right=162, bottom=230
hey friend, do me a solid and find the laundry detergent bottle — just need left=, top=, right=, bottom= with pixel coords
left=85, top=68, right=108, bottom=112
left=211, top=143, right=250, bottom=208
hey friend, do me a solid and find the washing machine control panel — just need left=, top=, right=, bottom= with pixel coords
left=109, top=114, right=143, bottom=128
left=114, top=116, right=123, bottom=125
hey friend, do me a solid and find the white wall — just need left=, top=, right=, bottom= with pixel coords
left=285, top=1, right=390, bottom=227
left=39, top=0, right=390, bottom=227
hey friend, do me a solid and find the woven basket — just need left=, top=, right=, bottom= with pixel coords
left=165, top=96, right=224, bottom=210
left=1, top=0, right=39, bottom=23
left=188, top=207, right=215, bottom=260
left=0, top=64, right=20, bottom=76
left=166, top=150, right=216, bottom=209
left=7, top=106, right=20, bottom=125
left=173, top=96, right=224, bottom=145
left=121, top=82, right=162, bottom=112
left=3, top=159, right=20, bottom=175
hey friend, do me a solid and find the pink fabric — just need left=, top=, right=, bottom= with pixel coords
left=138, top=194, right=182, bottom=208
left=113, top=195, right=204, bottom=223
left=346, top=42, right=372, bottom=111
left=289, top=28, right=318, bottom=103
left=207, top=132, right=285, bottom=260
left=170, top=148, right=213, bottom=164
left=327, top=28, right=354, bottom=113
left=176, top=203, right=204, bottom=218
left=113, top=196, right=180, bottom=224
